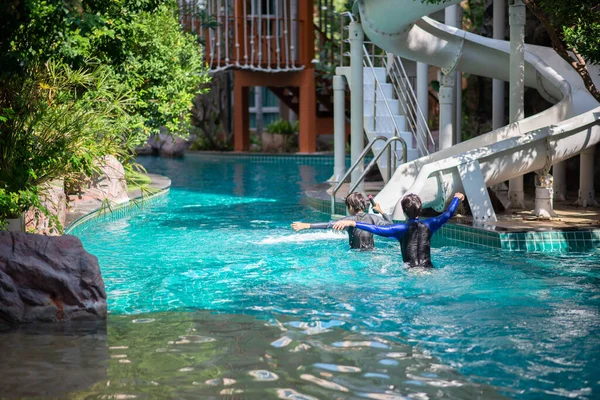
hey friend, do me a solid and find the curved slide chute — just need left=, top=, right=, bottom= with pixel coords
left=357, top=0, right=600, bottom=221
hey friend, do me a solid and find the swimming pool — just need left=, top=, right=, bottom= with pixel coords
left=11, top=155, right=600, bottom=399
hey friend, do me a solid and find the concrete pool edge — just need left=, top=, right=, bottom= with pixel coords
left=64, top=174, right=171, bottom=235
left=305, top=185, right=600, bottom=253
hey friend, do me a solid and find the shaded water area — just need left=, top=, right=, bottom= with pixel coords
left=0, top=312, right=504, bottom=399
left=3, top=155, right=599, bottom=399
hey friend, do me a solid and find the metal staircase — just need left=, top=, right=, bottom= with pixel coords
left=330, top=12, right=436, bottom=214
left=336, top=13, right=435, bottom=185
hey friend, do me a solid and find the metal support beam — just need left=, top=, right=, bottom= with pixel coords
left=492, top=0, right=506, bottom=131
left=507, top=0, right=526, bottom=209
left=349, top=21, right=365, bottom=193
left=417, top=62, right=429, bottom=155
left=458, top=161, right=498, bottom=224
left=445, top=5, right=458, bottom=145
left=332, top=75, right=346, bottom=182
left=439, top=72, right=454, bottom=150
left=533, top=174, right=557, bottom=218
left=552, top=162, right=567, bottom=201
left=576, top=145, right=599, bottom=207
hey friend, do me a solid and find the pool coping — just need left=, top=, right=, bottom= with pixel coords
left=64, top=174, right=171, bottom=235
left=305, top=183, right=600, bottom=253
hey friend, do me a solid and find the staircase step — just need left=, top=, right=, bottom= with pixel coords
left=363, top=67, right=387, bottom=84
left=363, top=83, right=393, bottom=99
left=364, top=99, right=401, bottom=116
left=364, top=115, right=407, bottom=132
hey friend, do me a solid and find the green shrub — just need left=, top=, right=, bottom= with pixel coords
left=3, top=0, right=210, bottom=136
left=265, top=119, right=299, bottom=135
left=0, top=61, right=140, bottom=229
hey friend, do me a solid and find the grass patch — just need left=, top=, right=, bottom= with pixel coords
left=126, top=170, right=152, bottom=190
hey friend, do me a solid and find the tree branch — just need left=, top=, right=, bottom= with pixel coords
left=523, top=0, right=600, bottom=102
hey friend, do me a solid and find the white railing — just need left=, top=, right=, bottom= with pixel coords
left=178, top=0, right=303, bottom=72
left=339, top=12, right=436, bottom=156
left=384, top=55, right=436, bottom=155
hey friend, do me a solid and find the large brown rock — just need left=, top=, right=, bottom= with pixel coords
left=0, top=232, right=107, bottom=325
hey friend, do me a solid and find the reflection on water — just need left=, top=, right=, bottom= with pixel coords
left=0, top=322, right=108, bottom=398
left=0, top=312, right=506, bottom=399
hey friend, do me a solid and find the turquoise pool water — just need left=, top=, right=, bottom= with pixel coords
left=33, top=155, right=600, bottom=399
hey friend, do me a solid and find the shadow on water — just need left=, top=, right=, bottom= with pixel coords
left=0, top=321, right=108, bottom=398
left=0, top=311, right=509, bottom=399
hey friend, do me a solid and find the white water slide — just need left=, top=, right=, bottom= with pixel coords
left=359, top=0, right=600, bottom=221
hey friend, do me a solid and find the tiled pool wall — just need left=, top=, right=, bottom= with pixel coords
left=189, top=151, right=373, bottom=166
left=440, top=223, right=600, bottom=252
left=65, top=188, right=170, bottom=236
left=307, top=192, right=600, bottom=253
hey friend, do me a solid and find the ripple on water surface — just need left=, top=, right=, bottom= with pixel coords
left=0, top=312, right=508, bottom=399
left=67, top=156, right=600, bottom=399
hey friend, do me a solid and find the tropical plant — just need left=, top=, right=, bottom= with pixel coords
left=266, top=119, right=299, bottom=135
left=2, top=0, right=210, bottom=136
left=0, top=61, right=140, bottom=227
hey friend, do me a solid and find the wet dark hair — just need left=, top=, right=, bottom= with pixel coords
left=401, top=193, right=422, bottom=219
left=345, top=192, right=369, bottom=212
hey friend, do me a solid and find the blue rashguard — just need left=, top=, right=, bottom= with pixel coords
left=355, top=197, right=460, bottom=267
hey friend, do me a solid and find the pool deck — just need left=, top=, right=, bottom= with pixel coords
left=65, top=174, right=171, bottom=230
left=306, top=181, right=600, bottom=252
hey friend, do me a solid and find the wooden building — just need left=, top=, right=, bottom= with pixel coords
left=178, top=0, right=339, bottom=152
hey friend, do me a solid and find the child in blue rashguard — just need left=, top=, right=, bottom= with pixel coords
left=333, top=192, right=465, bottom=267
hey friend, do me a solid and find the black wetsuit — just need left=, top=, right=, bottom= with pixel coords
left=355, top=197, right=460, bottom=267
left=309, top=212, right=393, bottom=250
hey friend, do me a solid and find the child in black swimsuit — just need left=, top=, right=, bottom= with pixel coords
left=291, top=192, right=393, bottom=250
left=333, top=192, right=465, bottom=267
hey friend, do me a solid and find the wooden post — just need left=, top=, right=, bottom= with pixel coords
left=234, top=71, right=250, bottom=151
left=298, top=0, right=315, bottom=66
left=299, top=68, right=316, bottom=153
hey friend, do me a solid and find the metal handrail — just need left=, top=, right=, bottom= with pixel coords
left=330, top=136, right=388, bottom=215
left=347, top=136, right=408, bottom=195
left=385, top=55, right=436, bottom=153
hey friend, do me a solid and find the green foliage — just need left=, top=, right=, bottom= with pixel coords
left=0, top=188, right=41, bottom=221
left=538, top=0, right=600, bottom=65
left=3, top=0, right=210, bottom=135
left=125, top=170, right=152, bottom=190
left=0, top=60, right=140, bottom=226
left=265, top=119, right=299, bottom=135
left=0, top=0, right=211, bottom=227
left=109, top=5, right=210, bottom=134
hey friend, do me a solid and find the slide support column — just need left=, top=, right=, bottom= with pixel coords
left=439, top=72, right=454, bottom=150
left=576, top=145, right=599, bottom=207
left=332, top=75, right=347, bottom=182
left=507, top=0, right=526, bottom=209
left=349, top=21, right=365, bottom=193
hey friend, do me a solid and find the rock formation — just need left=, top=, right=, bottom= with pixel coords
left=146, top=132, right=189, bottom=158
left=24, top=180, right=67, bottom=236
left=85, top=155, right=129, bottom=204
left=0, top=232, right=107, bottom=325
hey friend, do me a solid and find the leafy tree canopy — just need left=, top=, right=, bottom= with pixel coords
left=1, top=0, right=210, bottom=134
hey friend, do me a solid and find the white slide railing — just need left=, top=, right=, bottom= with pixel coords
left=338, top=12, right=434, bottom=182
left=358, top=0, right=600, bottom=221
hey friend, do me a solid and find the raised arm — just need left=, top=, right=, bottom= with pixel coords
left=423, top=194, right=463, bottom=234
left=372, top=202, right=393, bottom=224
